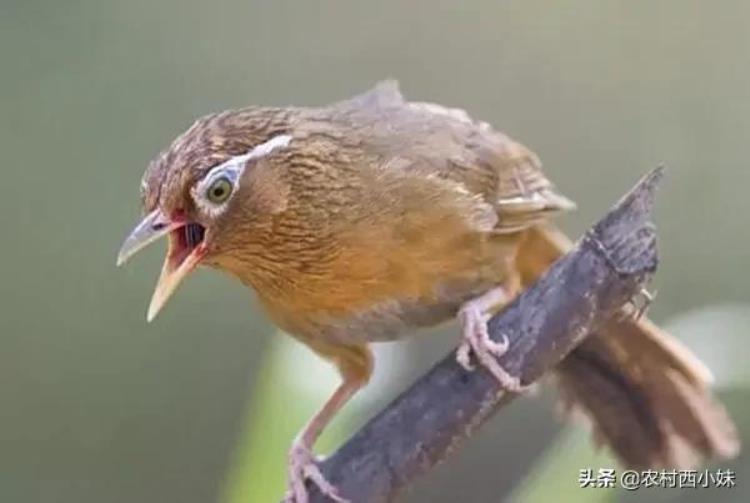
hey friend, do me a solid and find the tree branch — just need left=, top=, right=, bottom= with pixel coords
left=306, top=167, right=664, bottom=503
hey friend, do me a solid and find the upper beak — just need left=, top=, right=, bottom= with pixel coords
left=117, top=209, right=207, bottom=322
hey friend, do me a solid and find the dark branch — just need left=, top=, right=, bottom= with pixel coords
left=306, top=167, right=664, bottom=503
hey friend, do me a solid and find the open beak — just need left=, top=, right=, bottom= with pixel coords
left=117, top=209, right=207, bottom=322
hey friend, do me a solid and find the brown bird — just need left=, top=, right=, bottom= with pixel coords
left=117, top=81, right=738, bottom=502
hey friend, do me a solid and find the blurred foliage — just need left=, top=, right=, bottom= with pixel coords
left=513, top=387, right=750, bottom=503
left=512, top=425, right=618, bottom=503
left=222, top=334, right=409, bottom=502
left=1, top=1, right=749, bottom=502
left=221, top=335, right=354, bottom=502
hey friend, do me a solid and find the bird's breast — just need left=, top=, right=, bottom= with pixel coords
left=252, top=233, right=517, bottom=345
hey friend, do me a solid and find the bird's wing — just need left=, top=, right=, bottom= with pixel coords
left=407, top=100, right=576, bottom=233
left=336, top=81, right=576, bottom=233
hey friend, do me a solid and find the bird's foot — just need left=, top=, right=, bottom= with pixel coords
left=456, top=294, right=525, bottom=393
left=631, top=287, right=656, bottom=320
left=284, top=441, right=348, bottom=503
left=619, top=287, right=656, bottom=321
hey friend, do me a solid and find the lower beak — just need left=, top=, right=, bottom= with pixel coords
left=117, top=209, right=207, bottom=322
left=148, top=230, right=206, bottom=322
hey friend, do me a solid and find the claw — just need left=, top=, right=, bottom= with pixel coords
left=619, top=287, right=656, bottom=321
left=486, top=333, right=510, bottom=356
left=456, top=291, right=526, bottom=393
left=285, top=442, right=348, bottom=503
left=616, top=288, right=657, bottom=321
left=633, top=288, right=656, bottom=320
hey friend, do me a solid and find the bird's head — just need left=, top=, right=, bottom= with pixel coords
left=117, top=109, right=293, bottom=321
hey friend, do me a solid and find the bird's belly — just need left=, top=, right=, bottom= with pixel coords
left=276, top=279, right=496, bottom=345
left=257, top=233, right=519, bottom=345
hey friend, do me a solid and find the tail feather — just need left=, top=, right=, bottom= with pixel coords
left=516, top=225, right=739, bottom=468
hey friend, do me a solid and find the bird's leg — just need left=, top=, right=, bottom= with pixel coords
left=286, top=382, right=358, bottom=503
left=285, top=344, right=373, bottom=503
left=456, top=286, right=525, bottom=392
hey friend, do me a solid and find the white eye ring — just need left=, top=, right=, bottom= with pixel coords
left=192, top=164, right=242, bottom=217
left=191, top=134, right=292, bottom=217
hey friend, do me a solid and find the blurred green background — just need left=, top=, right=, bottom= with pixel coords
left=1, top=1, right=748, bottom=502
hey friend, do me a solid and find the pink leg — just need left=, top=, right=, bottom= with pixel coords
left=285, top=345, right=372, bottom=503
left=455, top=286, right=525, bottom=392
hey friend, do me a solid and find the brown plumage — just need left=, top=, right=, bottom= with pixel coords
left=517, top=225, right=738, bottom=468
left=118, top=81, right=738, bottom=502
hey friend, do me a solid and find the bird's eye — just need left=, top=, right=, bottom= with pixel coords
left=206, top=177, right=233, bottom=204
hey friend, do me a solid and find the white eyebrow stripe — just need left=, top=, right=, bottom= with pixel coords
left=201, top=133, right=293, bottom=184
left=245, top=134, right=293, bottom=160
left=191, top=134, right=293, bottom=217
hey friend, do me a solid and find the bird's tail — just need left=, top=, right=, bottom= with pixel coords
left=515, top=224, right=739, bottom=468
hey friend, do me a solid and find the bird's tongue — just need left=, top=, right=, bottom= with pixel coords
left=147, top=223, right=207, bottom=322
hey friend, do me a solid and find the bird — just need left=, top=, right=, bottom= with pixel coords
left=117, top=81, right=739, bottom=502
